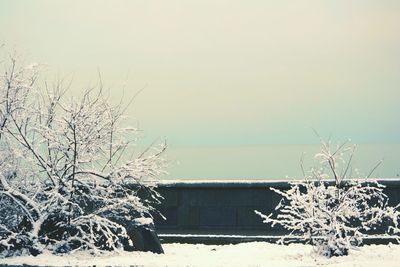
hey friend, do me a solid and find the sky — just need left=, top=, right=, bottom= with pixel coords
left=1, top=1, right=399, bottom=178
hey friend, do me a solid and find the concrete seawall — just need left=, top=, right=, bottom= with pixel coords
left=153, top=179, right=400, bottom=244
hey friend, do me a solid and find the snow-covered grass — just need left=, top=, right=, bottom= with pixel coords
left=1, top=242, right=400, bottom=267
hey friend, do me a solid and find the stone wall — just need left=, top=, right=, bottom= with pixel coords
left=153, top=179, right=400, bottom=238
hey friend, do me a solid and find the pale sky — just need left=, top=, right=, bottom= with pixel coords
left=1, top=0, right=400, bottom=148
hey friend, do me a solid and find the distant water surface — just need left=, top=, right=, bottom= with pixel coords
left=162, top=144, right=400, bottom=180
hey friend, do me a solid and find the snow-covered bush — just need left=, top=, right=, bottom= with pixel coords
left=0, top=56, right=166, bottom=257
left=256, top=139, right=400, bottom=257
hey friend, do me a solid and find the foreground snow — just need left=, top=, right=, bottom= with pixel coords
left=1, top=242, right=400, bottom=267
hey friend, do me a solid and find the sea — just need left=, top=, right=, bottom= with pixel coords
left=162, top=144, right=400, bottom=180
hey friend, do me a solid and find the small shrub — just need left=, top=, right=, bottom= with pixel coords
left=256, top=139, right=400, bottom=257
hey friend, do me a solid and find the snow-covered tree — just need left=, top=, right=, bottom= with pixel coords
left=0, top=56, right=166, bottom=257
left=256, top=139, right=400, bottom=257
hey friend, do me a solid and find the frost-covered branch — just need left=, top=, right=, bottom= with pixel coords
left=256, top=140, right=400, bottom=257
left=0, top=56, right=166, bottom=257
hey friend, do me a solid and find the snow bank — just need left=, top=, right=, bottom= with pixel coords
left=1, top=242, right=400, bottom=267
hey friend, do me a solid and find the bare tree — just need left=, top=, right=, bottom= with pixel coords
left=256, top=139, right=400, bottom=257
left=0, top=56, right=166, bottom=257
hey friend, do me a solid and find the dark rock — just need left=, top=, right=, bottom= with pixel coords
left=129, top=223, right=164, bottom=254
left=118, top=217, right=164, bottom=254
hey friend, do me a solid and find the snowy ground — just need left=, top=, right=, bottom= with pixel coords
left=1, top=242, right=400, bottom=267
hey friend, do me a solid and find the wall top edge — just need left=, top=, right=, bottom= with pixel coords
left=156, top=178, right=400, bottom=188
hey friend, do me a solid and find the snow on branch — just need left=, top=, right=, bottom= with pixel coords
left=0, top=56, right=166, bottom=257
left=256, top=140, right=400, bottom=257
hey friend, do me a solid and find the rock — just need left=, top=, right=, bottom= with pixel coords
left=128, top=218, right=164, bottom=254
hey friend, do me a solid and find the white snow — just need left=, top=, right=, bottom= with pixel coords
left=134, top=217, right=154, bottom=226
left=157, top=178, right=400, bottom=186
left=1, top=242, right=400, bottom=267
